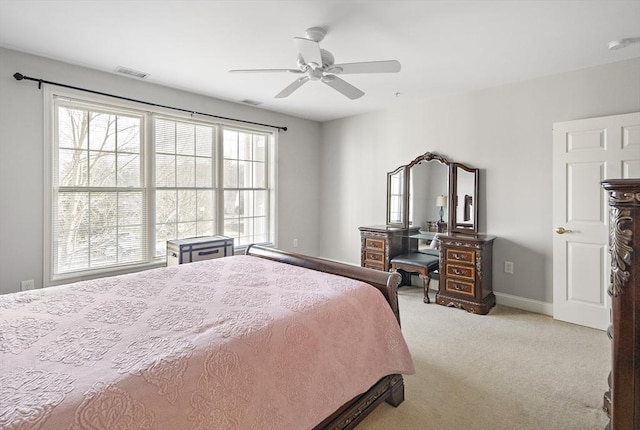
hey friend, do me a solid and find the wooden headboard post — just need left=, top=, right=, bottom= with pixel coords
left=245, top=245, right=403, bottom=326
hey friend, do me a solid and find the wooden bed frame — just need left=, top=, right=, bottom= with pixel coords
left=245, top=245, right=406, bottom=430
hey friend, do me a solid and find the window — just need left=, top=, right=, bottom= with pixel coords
left=53, top=102, right=145, bottom=274
left=154, top=117, right=216, bottom=257
left=222, top=130, right=269, bottom=247
left=48, top=94, right=275, bottom=283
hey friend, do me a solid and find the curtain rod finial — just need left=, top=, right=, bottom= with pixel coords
left=13, top=72, right=24, bottom=81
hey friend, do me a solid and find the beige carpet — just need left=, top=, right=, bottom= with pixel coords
left=358, top=285, right=611, bottom=430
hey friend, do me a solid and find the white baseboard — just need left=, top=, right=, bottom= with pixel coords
left=427, top=283, right=553, bottom=316
left=367, top=273, right=554, bottom=317
left=493, top=292, right=553, bottom=316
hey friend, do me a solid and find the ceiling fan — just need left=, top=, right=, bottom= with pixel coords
left=229, top=27, right=401, bottom=100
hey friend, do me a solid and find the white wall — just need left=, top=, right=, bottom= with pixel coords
left=0, top=47, right=322, bottom=295
left=319, top=58, right=640, bottom=305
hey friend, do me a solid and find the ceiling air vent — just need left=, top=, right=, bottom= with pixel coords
left=114, top=66, right=149, bottom=79
left=240, top=99, right=263, bottom=106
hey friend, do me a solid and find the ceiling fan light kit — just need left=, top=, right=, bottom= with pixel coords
left=230, top=27, right=401, bottom=100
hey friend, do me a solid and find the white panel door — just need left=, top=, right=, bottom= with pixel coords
left=553, top=112, right=640, bottom=330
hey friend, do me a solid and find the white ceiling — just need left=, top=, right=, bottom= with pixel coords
left=1, top=1, right=639, bottom=122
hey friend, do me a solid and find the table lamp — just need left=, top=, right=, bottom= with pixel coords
left=436, top=195, right=447, bottom=222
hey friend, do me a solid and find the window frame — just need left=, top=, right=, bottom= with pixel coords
left=152, top=114, right=220, bottom=257
left=44, top=87, right=277, bottom=286
left=220, top=127, right=272, bottom=248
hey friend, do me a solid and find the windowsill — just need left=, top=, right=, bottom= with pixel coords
left=48, top=259, right=167, bottom=287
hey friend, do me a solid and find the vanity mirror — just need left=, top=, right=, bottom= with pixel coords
left=449, top=163, right=479, bottom=234
left=386, top=166, right=407, bottom=226
left=366, top=151, right=495, bottom=314
left=385, top=152, right=480, bottom=234
left=407, top=152, right=450, bottom=232
left=385, top=151, right=479, bottom=234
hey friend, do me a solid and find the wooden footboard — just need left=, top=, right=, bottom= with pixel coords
left=313, top=374, right=405, bottom=430
left=245, top=245, right=406, bottom=429
left=245, top=245, right=403, bottom=325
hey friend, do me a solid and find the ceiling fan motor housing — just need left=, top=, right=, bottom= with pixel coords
left=305, top=27, right=327, bottom=42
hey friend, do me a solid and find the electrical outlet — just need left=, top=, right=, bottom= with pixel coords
left=504, top=261, right=514, bottom=274
left=20, top=279, right=35, bottom=291
left=293, top=238, right=298, bottom=248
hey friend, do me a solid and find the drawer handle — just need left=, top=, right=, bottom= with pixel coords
left=453, top=284, right=462, bottom=290
left=452, top=253, right=463, bottom=260
left=198, top=249, right=219, bottom=256
left=452, top=268, right=465, bottom=275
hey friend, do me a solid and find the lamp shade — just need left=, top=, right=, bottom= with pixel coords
left=435, top=195, right=447, bottom=207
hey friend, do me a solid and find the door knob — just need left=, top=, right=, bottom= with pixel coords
left=555, top=227, right=573, bottom=234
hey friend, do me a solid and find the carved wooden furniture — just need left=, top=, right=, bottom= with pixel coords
left=390, top=252, right=440, bottom=303
left=601, top=179, right=639, bottom=430
left=359, top=225, right=418, bottom=272
left=435, top=234, right=496, bottom=314
left=386, top=152, right=451, bottom=230
left=363, top=150, right=495, bottom=313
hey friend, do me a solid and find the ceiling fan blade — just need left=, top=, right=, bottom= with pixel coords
left=322, top=75, right=364, bottom=100
left=327, top=60, right=401, bottom=74
left=294, top=37, right=322, bottom=67
left=229, top=68, right=303, bottom=74
left=275, top=76, right=310, bottom=98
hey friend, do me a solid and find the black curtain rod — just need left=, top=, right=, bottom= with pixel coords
left=13, top=72, right=287, bottom=132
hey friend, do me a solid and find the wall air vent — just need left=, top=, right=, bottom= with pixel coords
left=114, top=66, right=149, bottom=79
left=240, top=99, right=263, bottom=106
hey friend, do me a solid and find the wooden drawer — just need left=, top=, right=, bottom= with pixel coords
left=445, top=263, right=475, bottom=280
left=445, top=248, right=475, bottom=264
left=364, top=237, right=386, bottom=251
left=364, top=262, right=385, bottom=271
left=364, top=250, right=385, bottom=265
left=445, top=278, right=475, bottom=296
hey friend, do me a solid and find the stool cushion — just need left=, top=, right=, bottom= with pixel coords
left=391, top=253, right=439, bottom=271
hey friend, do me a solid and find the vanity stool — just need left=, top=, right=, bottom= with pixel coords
left=390, top=253, right=439, bottom=303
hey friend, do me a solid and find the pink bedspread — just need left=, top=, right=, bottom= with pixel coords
left=0, top=255, right=414, bottom=430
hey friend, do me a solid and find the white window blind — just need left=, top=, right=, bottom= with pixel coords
left=154, top=117, right=217, bottom=257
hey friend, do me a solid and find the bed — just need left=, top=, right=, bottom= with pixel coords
left=0, top=245, right=414, bottom=430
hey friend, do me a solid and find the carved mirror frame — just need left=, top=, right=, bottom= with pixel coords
left=449, top=162, right=480, bottom=234
left=386, top=165, right=408, bottom=226
left=386, top=152, right=479, bottom=234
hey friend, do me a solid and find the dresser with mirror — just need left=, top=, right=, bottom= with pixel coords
left=359, top=151, right=496, bottom=314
